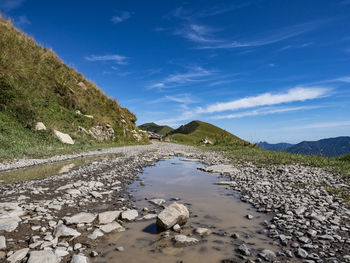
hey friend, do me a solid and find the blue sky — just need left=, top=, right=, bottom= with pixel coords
left=1, top=0, right=350, bottom=143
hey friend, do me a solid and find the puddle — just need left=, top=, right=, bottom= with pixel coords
left=93, top=157, right=300, bottom=263
left=0, top=154, right=118, bottom=184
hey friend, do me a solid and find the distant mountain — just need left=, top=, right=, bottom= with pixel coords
left=258, top=142, right=294, bottom=152
left=259, top=136, right=350, bottom=157
left=138, top=122, right=174, bottom=136
left=167, top=120, right=249, bottom=146
left=287, top=136, right=350, bottom=157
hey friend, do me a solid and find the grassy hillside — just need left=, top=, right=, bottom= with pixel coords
left=0, top=16, right=146, bottom=160
left=138, top=122, right=173, bottom=136
left=167, top=120, right=250, bottom=146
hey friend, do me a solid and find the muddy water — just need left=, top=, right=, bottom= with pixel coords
left=92, top=157, right=286, bottom=263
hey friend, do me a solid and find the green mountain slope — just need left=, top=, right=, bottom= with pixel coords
left=138, top=122, right=174, bottom=136
left=167, top=120, right=249, bottom=146
left=0, top=16, right=145, bottom=160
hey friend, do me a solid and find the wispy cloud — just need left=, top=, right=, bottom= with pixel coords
left=85, top=54, right=129, bottom=65
left=12, top=15, right=31, bottom=27
left=0, top=0, right=26, bottom=12
left=197, top=86, right=330, bottom=114
left=338, top=0, right=350, bottom=6
left=150, top=66, right=214, bottom=90
left=175, top=24, right=220, bottom=44
left=111, top=11, right=132, bottom=24
left=211, top=106, right=319, bottom=120
left=149, top=94, right=197, bottom=104
left=288, top=120, right=350, bottom=130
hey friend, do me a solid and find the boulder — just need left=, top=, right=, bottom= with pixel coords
left=157, top=202, right=189, bottom=230
left=54, top=130, right=74, bottom=145
left=7, top=248, right=29, bottom=263
left=27, top=250, right=59, bottom=263
left=98, top=211, right=121, bottom=224
left=64, top=213, right=96, bottom=225
left=121, top=210, right=138, bottom=221
left=35, top=122, right=46, bottom=131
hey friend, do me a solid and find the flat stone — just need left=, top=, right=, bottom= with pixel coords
left=173, top=235, right=199, bottom=246
left=0, top=236, right=6, bottom=249
left=121, top=210, right=138, bottom=221
left=157, top=202, right=189, bottom=229
left=87, top=229, right=104, bottom=240
left=99, top=222, right=124, bottom=233
left=0, top=203, right=24, bottom=232
left=55, top=224, right=81, bottom=238
left=259, top=249, right=276, bottom=261
left=71, top=254, right=90, bottom=263
left=65, top=213, right=96, bottom=225
left=98, top=211, right=121, bottom=224
left=142, top=214, right=158, bottom=220
left=27, top=250, right=59, bottom=263
left=297, top=248, right=308, bottom=258
left=7, top=248, right=29, bottom=263
left=54, top=130, right=74, bottom=145
left=195, top=227, right=211, bottom=236
left=149, top=199, right=166, bottom=206
left=238, top=244, right=251, bottom=256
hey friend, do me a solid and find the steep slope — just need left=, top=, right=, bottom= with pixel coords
left=167, top=120, right=249, bottom=146
left=0, top=16, right=145, bottom=159
left=138, top=122, right=173, bottom=136
left=258, top=142, right=294, bottom=152
left=287, top=136, right=350, bottom=157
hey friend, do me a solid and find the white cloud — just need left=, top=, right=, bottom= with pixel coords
left=150, top=66, right=214, bottom=89
left=211, top=106, right=319, bottom=120
left=0, top=0, right=26, bottom=12
left=111, top=11, right=132, bottom=24
left=150, top=94, right=197, bottom=104
left=197, top=86, right=330, bottom=114
left=85, top=54, right=129, bottom=65
left=335, top=76, right=350, bottom=83
left=175, top=24, right=221, bottom=44
left=13, top=15, right=31, bottom=27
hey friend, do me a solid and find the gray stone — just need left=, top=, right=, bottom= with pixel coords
left=99, top=222, right=124, bottom=233
left=7, top=248, right=29, bottom=263
left=157, top=202, right=189, bottom=229
left=238, top=244, right=251, bottom=256
left=35, top=122, right=46, bottom=131
left=27, top=250, right=59, bottom=263
left=65, top=213, right=96, bottom=225
left=98, top=211, right=121, bottom=224
left=258, top=249, right=276, bottom=262
left=55, top=224, right=81, bottom=238
left=54, top=130, right=74, bottom=145
left=87, top=229, right=104, bottom=240
left=71, top=254, right=90, bottom=263
left=297, top=248, right=308, bottom=258
left=173, top=235, right=199, bottom=246
left=149, top=199, right=166, bottom=206
left=0, top=236, right=6, bottom=249
left=195, top=227, right=211, bottom=236
left=121, top=210, right=138, bottom=221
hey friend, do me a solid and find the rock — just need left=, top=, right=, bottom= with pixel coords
left=246, top=214, right=254, bottom=220
left=297, top=248, right=308, bottom=258
left=98, top=211, right=121, bottom=224
left=55, top=224, right=81, bottom=238
left=90, top=191, right=102, bottom=199
left=89, top=125, right=114, bottom=142
left=35, top=122, right=46, bottom=131
left=0, top=203, right=24, bottom=232
left=65, top=213, right=96, bottom=225
left=142, top=214, right=158, bottom=220
left=258, top=249, right=276, bottom=261
left=157, top=202, right=189, bottom=229
left=116, top=246, right=124, bottom=252
left=216, top=181, right=237, bottom=186
left=0, top=236, right=6, bottom=249
left=201, top=138, right=213, bottom=145
left=149, top=199, right=166, bottom=206
left=295, top=206, right=307, bottom=216
left=27, top=250, right=59, bottom=263
left=87, top=229, right=104, bottom=240
left=0, top=251, right=5, bottom=260
left=195, top=227, right=211, bottom=236
left=99, top=222, right=124, bottom=233
left=173, top=235, right=199, bottom=246
left=198, top=164, right=237, bottom=174
left=53, top=130, right=74, bottom=145
left=121, top=210, right=138, bottom=221
left=71, top=254, right=90, bottom=263
left=7, top=248, right=29, bottom=263
left=238, top=244, right=251, bottom=256
left=173, top=224, right=181, bottom=232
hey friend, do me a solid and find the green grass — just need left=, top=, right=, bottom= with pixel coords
left=0, top=15, right=147, bottom=160
left=168, top=120, right=249, bottom=146
left=208, top=144, right=350, bottom=178
left=138, top=122, right=174, bottom=136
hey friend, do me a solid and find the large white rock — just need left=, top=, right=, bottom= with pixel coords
left=7, top=248, right=29, bottom=263
left=0, top=203, right=25, bottom=232
left=64, top=213, right=96, bottom=225
left=98, top=211, right=121, bottom=224
left=157, top=202, right=189, bottom=230
left=54, top=130, right=74, bottom=145
left=54, top=224, right=81, bottom=238
left=99, top=222, right=124, bottom=233
left=121, top=210, right=138, bottom=221
left=27, top=250, right=60, bottom=263
left=35, top=122, right=46, bottom=131
left=0, top=236, right=6, bottom=249
left=71, top=254, right=90, bottom=263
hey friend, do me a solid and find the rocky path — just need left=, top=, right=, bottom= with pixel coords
left=0, top=142, right=349, bottom=262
